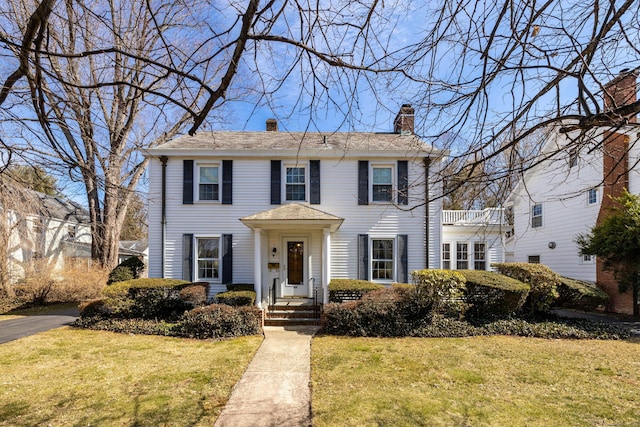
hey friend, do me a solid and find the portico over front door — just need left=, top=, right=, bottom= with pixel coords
left=282, top=238, right=308, bottom=297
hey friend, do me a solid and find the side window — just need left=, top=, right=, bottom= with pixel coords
left=531, top=204, right=543, bottom=228
left=456, top=242, right=468, bottom=269
left=587, top=188, right=598, bottom=205
left=371, top=165, right=393, bottom=202
left=285, top=166, right=306, bottom=201
left=198, top=165, right=219, bottom=201
left=197, top=237, right=220, bottom=281
left=474, top=242, right=486, bottom=270
left=442, top=243, right=451, bottom=269
left=371, top=238, right=394, bottom=281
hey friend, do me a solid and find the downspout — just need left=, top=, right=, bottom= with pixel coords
left=160, top=156, right=168, bottom=278
left=424, top=157, right=431, bottom=268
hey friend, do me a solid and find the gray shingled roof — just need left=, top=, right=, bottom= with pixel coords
left=150, top=131, right=441, bottom=156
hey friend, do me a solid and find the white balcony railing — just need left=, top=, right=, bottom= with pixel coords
left=442, top=208, right=505, bottom=226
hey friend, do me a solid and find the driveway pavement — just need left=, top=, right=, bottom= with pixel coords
left=0, top=307, right=79, bottom=344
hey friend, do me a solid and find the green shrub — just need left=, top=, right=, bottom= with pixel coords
left=556, top=277, right=609, bottom=311
left=178, top=283, right=209, bottom=308
left=411, top=269, right=468, bottom=317
left=107, top=257, right=145, bottom=284
left=458, top=270, right=530, bottom=318
left=216, top=290, right=256, bottom=306
left=328, top=279, right=384, bottom=303
left=226, top=284, right=255, bottom=292
left=492, top=263, right=560, bottom=314
left=74, top=317, right=177, bottom=336
left=323, top=286, right=435, bottom=337
left=78, top=298, right=110, bottom=319
left=102, top=278, right=189, bottom=298
left=177, top=304, right=262, bottom=339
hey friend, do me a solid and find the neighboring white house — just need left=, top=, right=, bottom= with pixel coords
left=441, top=208, right=506, bottom=271
left=5, top=190, right=92, bottom=283
left=506, top=70, right=640, bottom=315
left=146, top=105, right=448, bottom=307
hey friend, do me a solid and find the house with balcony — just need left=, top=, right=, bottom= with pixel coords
left=441, top=208, right=506, bottom=271
left=146, top=105, right=446, bottom=319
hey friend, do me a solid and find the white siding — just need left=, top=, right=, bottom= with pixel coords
left=441, top=224, right=505, bottom=271
left=509, top=129, right=604, bottom=281
left=147, top=152, right=441, bottom=296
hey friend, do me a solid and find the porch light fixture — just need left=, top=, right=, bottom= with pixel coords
left=548, top=241, right=556, bottom=249
left=272, top=247, right=277, bottom=257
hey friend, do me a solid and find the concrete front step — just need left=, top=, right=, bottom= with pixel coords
left=265, top=301, right=321, bottom=326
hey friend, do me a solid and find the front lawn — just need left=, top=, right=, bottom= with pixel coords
left=0, top=328, right=262, bottom=426
left=312, top=335, right=640, bottom=426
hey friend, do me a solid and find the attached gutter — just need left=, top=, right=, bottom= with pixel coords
left=424, top=157, right=431, bottom=268
left=160, top=156, right=168, bottom=278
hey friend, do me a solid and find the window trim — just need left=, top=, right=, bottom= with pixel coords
left=473, top=242, right=486, bottom=270
left=369, top=236, right=396, bottom=283
left=528, top=255, right=541, bottom=264
left=196, top=163, right=221, bottom=203
left=442, top=242, right=451, bottom=270
left=283, top=162, right=308, bottom=202
left=580, top=254, right=595, bottom=264
left=587, top=188, right=598, bottom=206
left=456, top=242, right=469, bottom=270
left=195, top=236, right=221, bottom=282
left=370, top=163, right=395, bottom=203
left=531, top=203, right=543, bottom=228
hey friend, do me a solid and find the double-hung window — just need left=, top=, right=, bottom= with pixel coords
left=531, top=204, right=543, bottom=228
left=285, top=166, right=306, bottom=201
left=371, top=238, right=394, bottom=280
left=197, top=237, right=220, bottom=280
left=587, top=188, right=598, bottom=205
left=474, top=242, right=486, bottom=270
left=198, top=165, right=219, bottom=201
left=442, top=243, right=451, bottom=269
left=372, top=165, right=393, bottom=202
left=456, top=243, right=469, bottom=269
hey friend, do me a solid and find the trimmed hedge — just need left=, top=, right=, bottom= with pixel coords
left=458, top=270, right=530, bottom=318
left=556, top=277, right=609, bottom=310
left=411, top=269, right=468, bottom=317
left=226, top=284, right=255, bottom=292
left=102, top=278, right=189, bottom=298
left=216, top=290, right=256, bottom=306
left=328, top=279, right=384, bottom=303
left=492, top=262, right=560, bottom=313
left=107, top=256, right=145, bottom=284
left=177, top=304, right=262, bottom=339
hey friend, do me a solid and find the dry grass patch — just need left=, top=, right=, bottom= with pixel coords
left=312, top=335, right=640, bottom=426
left=0, top=315, right=23, bottom=321
left=0, top=328, right=262, bottom=426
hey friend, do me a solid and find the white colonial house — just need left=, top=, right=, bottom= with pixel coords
left=441, top=208, right=506, bottom=271
left=146, top=105, right=449, bottom=310
left=5, top=190, right=92, bottom=283
left=506, top=70, right=640, bottom=315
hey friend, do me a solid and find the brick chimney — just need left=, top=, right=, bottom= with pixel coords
left=266, top=118, right=278, bottom=132
left=603, top=69, right=639, bottom=123
left=394, top=104, right=415, bottom=134
left=596, top=69, right=638, bottom=315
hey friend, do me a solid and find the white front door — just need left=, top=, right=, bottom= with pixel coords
left=281, top=237, right=308, bottom=297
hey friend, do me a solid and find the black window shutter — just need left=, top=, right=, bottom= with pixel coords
left=183, top=160, right=194, bottom=205
left=182, top=234, right=194, bottom=281
left=398, top=160, right=408, bottom=205
left=358, top=161, right=368, bottom=205
left=271, top=160, right=281, bottom=205
left=310, top=160, right=321, bottom=204
left=397, top=234, right=408, bottom=283
left=222, top=234, right=233, bottom=284
left=222, top=160, right=233, bottom=204
left=358, top=234, right=369, bottom=280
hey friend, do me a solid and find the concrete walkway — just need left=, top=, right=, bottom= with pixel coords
left=215, top=325, right=320, bottom=427
left=0, top=307, right=79, bottom=344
